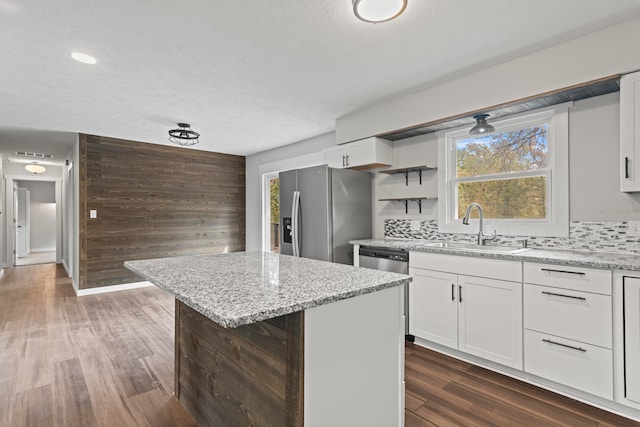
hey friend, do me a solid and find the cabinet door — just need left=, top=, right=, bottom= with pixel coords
left=458, top=275, right=523, bottom=369
left=621, top=71, right=640, bottom=192
left=409, top=268, right=458, bottom=348
left=324, top=146, right=346, bottom=168
left=625, top=277, right=640, bottom=403
left=345, top=138, right=378, bottom=167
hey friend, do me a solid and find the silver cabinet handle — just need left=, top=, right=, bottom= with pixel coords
left=542, top=338, right=587, bottom=353
left=541, top=291, right=586, bottom=301
left=541, top=268, right=586, bottom=276
left=451, top=284, right=455, bottom=301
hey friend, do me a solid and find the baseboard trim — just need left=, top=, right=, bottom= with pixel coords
left=75, top=281, right=155, bottom=296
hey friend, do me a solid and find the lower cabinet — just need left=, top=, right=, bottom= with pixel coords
left=523, top=262, right=613, bottom=400
left=624, top=277, right=640, bottom=404
left=409, top=253, right=523, bottom=370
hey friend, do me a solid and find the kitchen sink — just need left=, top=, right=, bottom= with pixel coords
left=419, top=241, right=531, bottom=254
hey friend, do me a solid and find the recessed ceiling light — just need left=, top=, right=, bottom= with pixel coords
left=71, top=52, right=97, bottom=65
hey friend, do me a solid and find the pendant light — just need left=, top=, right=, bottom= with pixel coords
left=469, top=114, right=495, bottom=135
left=353, top=0, right=408, bottom=23
left=168, top=123, right=200, bottom=146
left=25, top=162, right=46, bottom=174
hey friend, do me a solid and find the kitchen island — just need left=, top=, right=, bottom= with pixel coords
left=125, top=251, right=411, bottom=427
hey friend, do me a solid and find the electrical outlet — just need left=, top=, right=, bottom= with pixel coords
left=90, top=209, right=97, bottom=219
left=628, top=221, right=640, bottom=237
left=410, top=220, right=421, bottom=231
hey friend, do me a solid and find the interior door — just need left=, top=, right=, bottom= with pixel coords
left=16, top=187, right=29, bottom=258
left=625, top=277, right=640, bottom=403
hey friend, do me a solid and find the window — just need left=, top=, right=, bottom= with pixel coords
left=438, top=104, right=569, bottom=237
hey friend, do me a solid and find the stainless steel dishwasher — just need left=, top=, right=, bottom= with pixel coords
left=358, top=246, right=411, bottom=339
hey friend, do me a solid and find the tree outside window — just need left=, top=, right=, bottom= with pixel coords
left=454, top=124, right=549, bottom=220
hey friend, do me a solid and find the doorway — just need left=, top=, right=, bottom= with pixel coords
left=14, top=180, right=57, bottom=266
left=263, top=172, right=280, bottom=253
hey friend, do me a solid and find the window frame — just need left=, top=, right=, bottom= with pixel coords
left=437, top=103, right=570, bottom=237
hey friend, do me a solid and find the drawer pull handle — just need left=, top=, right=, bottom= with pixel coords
left=540, top=268, right=586, bottom=276
left=542, top=338, right=587, bottom=353
left=541, top=291, right=586, bottom=301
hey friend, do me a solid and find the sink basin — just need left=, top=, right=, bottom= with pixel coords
left=420, top=241, right=530, bottom=254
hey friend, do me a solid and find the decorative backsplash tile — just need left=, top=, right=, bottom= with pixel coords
left=384, top=219, right=640, bottom=254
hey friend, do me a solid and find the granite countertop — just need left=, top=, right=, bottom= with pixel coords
left=125, top=251, right=411, bottom=328
left=351, top=238, right=640, bottom=272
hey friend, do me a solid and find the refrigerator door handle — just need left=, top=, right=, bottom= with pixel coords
left=292, top=191, right=301, bottom=257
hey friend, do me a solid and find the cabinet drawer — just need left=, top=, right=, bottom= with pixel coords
left=524, top=330, right=613, bottom=399
left=523, top=263, right=611, bottom=295
left=524, top=284, right=612, bottom=348
left=410, top=252, right=521, bottom=282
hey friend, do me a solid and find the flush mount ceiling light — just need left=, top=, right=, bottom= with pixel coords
left=71, top=52, right=97, bottom=64
left=469, top=114, right=496, bottom=136
left=168, top=123, right=200, bottom=146
left=353, top=0, right=408, bottom=23
left=25, top=162, right=46, bottom=174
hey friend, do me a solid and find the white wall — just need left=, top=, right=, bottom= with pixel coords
left=245, top=133, right=335, bottom=251
left=16, top=180, right=56, bottom=252
left=336, top=16, right=640, bottom=144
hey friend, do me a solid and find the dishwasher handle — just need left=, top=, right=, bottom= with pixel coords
left=358, top=246, right=408, bottom=262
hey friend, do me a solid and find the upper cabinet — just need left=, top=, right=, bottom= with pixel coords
left=324, top=137, right=392, bottom=170
left=620, top=71, right=640, bottom=192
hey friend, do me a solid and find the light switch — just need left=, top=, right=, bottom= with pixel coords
left=410, top=220, right=421, bottom=231
left=90, top=209, right=97, bottom=219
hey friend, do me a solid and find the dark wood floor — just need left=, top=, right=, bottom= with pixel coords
left=405, top=343, right=639, bottom=427
left=0, top=263, right=195, bottom=427
left=1, top=263, right=638, bottom=426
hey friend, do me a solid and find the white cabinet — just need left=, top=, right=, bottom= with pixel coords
left=457, top=275, right=523, bottom=369
left=624, top=276, right=640, bottom=404
left=409, top=252, right=523, bottom=369
left=620, top=70, right=640, bottom=192
left=409, top=269, right=457, bottom=347
left=523, top=262, right=613, bottom=399
left=324, top=137, right=392, bottom=169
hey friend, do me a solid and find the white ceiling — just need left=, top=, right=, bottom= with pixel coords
left=2, top=0, right=640, bottom=162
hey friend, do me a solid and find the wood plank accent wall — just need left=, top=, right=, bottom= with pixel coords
left=78, top=134, right=245, bottom=289
left=176, top=301, right=304, bottom=426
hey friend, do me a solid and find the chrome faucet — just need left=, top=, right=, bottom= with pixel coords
left=462, top=203, right=496, bottom=245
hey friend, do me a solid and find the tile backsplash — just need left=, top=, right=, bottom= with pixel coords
left=384, top=219, right=640, bottom=254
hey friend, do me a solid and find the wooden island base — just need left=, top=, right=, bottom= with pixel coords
left=173, top=285, right=404, bottom=427
left=175, top=301, right=304, bottom=426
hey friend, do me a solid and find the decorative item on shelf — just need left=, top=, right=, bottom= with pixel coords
left=168, top=123, right=200, bottom=146
left=379, top=165, right=437, bottom=185
left=25, top=162, right=46, bottom=174
left=469, top=114, right=495, bottom=136
left=352, top=0, right=407, bottom=23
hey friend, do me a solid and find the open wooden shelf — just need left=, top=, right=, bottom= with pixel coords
left=379, top=165, right=437, bottom=185
left=378, top=197, right=437, bottom=214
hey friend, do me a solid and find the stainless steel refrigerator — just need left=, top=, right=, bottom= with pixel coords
left=279, top=165, right=372, bottom=265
